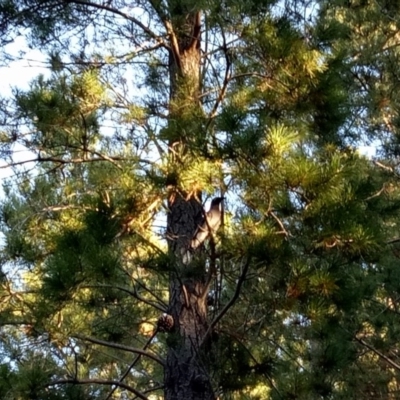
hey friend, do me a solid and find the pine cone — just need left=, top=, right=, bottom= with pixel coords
left=157, top=313, right=174, bottom=332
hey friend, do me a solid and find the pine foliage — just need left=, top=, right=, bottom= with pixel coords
left=2, top=0, right=400, bottom=399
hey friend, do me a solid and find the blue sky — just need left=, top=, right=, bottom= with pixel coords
left=0, top=37, right=51, bottom=178
left=1, top=36, right=50, bottom=94
left=0, top=33, right=377, bottom=177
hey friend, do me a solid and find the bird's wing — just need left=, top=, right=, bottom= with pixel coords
left=190, top=207, right=221, bottom=249
left=190, top=220, right=209, bottom=249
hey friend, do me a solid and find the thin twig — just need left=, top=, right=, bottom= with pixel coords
left=63, top=0, right=168, bottom=48
left=207, top=24, right=232, bottom=123
left=82, top=284, right=167, bottom=312
left=201, top=257, right=251, bottom=346
left=73, top=334, right=165, bottom=366
left=355, top=336, right=400, bottom=371
left=373, top=160, right=394, bottom=172
left=269, top=210, right=290, bottom=237
left=105, top=329, right=159, bottom=400
left=133, top=278, right=168, bottom=309
left=46, top=378, right=148, bottom=400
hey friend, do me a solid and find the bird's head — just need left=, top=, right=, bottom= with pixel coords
left=210, top=197, right=225, bottom=208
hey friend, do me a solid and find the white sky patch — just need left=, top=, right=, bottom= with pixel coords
left=0, top=38, right=50, bottom=190
left=358, top=145, right=377, bottom=159
left=0, top=36, right=50, bottom=95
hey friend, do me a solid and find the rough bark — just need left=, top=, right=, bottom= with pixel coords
left=165, top=194, right=215, bottom=400
left=164, top=7, right=216, bottom=400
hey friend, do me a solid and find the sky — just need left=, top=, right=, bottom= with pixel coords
left=1, top=36, right=50, bottom=93
left=0, top=36, right=51, bottom=179
left=0, top=33, right=377, bottom=178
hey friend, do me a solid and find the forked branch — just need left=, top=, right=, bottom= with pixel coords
left=201, top=257, right=251, bottom=346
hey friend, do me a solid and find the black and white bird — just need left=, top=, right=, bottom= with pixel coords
left=181, top=197, right=224, bottom=264
left=191, top=197, right=224, bottom=249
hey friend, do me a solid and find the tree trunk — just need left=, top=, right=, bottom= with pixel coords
left=164, top=8, right=216, bottom=400
left=165, top=194, right=215, bottom=400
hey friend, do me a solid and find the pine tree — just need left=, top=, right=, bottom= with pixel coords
left=2, top=1, right=400, bottom=399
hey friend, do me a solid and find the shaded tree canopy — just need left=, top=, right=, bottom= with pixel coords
left=1, top=0, right=400, bottom=399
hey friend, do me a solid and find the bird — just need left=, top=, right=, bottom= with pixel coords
left=181, top=197, right=225, bottom=264
left=190, top=197, right=224, bottom=249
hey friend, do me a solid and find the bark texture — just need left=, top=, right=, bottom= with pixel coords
left=165, top=194, right=214, bottom=400
left=164, top=6, right=216, bottom=400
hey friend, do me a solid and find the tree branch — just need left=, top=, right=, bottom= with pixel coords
left=105, top=329, right=159, bottom=400
left=0, top=154, right=126, bottom=169
left=83, top=284, right=167, bottom=312
left=46, top=378, right=148, bottom=399
left=355, top=336, right=400, bottom=371
left=63, top=0, right=168, bottom=48
left=73, top=334, right=165, bottom=366
left=189, top=11, right=202, bottom=52
left=132, top=278, right=168, bottom=309
left=201, top=257, right=251, bottom=346
left=207, top=24, right=231, bottom=123
left=373, top=160, right=394, bottom=172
